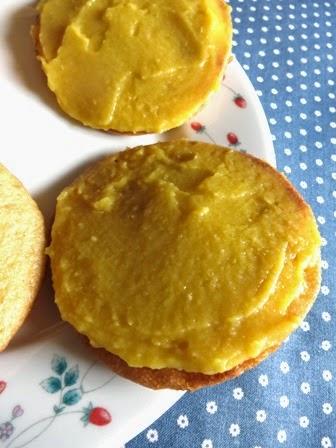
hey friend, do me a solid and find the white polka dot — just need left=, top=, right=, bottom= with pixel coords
left=300, top=98, right=307, bottom=105
left=321, top=340, right=332, bottom=351
left=323, top=403, right=333, bottom=415
left=300, top=351, right=310, bottom=362
left=257, top=76, right=264, bottom=83
left=277, top=430, right=287, bottom=444
left=202, top=439, right=213, bottom=448
left=300, top=145, right=307, bottom=152
left=322, top=370, right=332, bottom=382
left=270, top=118, right=277, bottom=125
left=229, top=423, right=240, bottom=438
left=286, top=100, right=293, bottom=107
left=300, top=181, right=308, bottom=189
left=321, top=237, right=328, bottom=246
left=317, top=216, right=326, bottom=225
left=299, top=416, right=310, bottom=428
left=284, top=131, right=292, bottom=139
left=321, top=436, right=333, bottom=448
left=316, top=176, right=324, bottom=184
left=300, top=112, right=307, bottom=119
left=317, top=196, right=325, bottom=204
left=301, top=382, right=311, bottom=394
left=280, top=362, right=290, bottom=374
left=273, top=61, right=280, bottom=68
left=300, top=128, right=307, bottom=136
left=284, top=148, right=292, bottom=156
left=316, top=159, right=323, bottom=166
left=177, top=414, right=189, bottom=429
left=280, top=395, right=289, bottom=408
left=147, top=429, right=159, bottom=443
left=286, top=86, right=293, bottom=93
left=270, top=102, right=277, bottom=110
left=300, top=321, right=310, bottom=331
left=321, top=285, right=330, bottom=296
left=315, top=111, right=322, bottom=117
left=258, top=374, right=269, bottom=387
left=283, top=166, right=291, bottom=174
left=322, top=311, right=331, bottom=322
left=256, top=410, right=267, bottom=423
left=232, top=387, right=244, bottom=400
left=300, top=162, right=307, bottom=170
left=321, top=259, right=329, bottom=269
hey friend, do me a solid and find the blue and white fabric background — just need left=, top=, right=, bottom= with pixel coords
left=128, top=1, right=335, bottom=447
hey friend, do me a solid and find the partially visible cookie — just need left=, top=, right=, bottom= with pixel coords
left=0, top=164, right=46, bottom=351
left=34, top=0, right=232, bottom=133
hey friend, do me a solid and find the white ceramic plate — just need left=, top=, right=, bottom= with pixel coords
left=0, top=2, right=275, bottom=447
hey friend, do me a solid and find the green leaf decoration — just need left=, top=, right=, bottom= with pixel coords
left=81, top=402, right=93, bottom=426
left=63, top=388, right=82, bottom=406
left=64, top=365, right=79, bottom=387
left=40, top=377, right=62, bottom=393
left=51, top=355, right=67, bottom=375
left=53, top=405, right=65, bottom=415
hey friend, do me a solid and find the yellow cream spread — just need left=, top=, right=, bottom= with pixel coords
left=37, top=0, right=232, bottom=133
left=48, top=141, right=321, bottom=374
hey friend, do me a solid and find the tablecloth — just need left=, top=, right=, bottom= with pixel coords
left=127, top=1, right=335, bottom=446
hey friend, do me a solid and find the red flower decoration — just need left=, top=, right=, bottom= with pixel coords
left=0, top=381, right=6, bottom=394
left=190, top=122, right=205, bottom=132
left=226, top=132, right=240, bottom=146
left=227, top=132, right=239, bottom=146
left=81, top=402, right=112, bottom=427
left=234, top=95, right=247, bottom=109
left=89, top=407, right=112, bottom=426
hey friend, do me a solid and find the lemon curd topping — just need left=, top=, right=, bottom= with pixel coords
left=48, top=141, right=321, bottom=374
left=37, top=0, right=232, bottom=133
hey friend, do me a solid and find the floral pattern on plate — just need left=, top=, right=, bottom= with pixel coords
left=2, top=355, right=114, bottom=448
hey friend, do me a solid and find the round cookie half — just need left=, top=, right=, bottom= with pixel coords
left=48, top=141, right=321, bottom=389
left=34, top=0, right=232, bottom=133
left=0, top=164, right=45, bottom=351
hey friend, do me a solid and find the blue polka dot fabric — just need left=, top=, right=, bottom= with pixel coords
left=127, top=1, right=335, bottom=447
